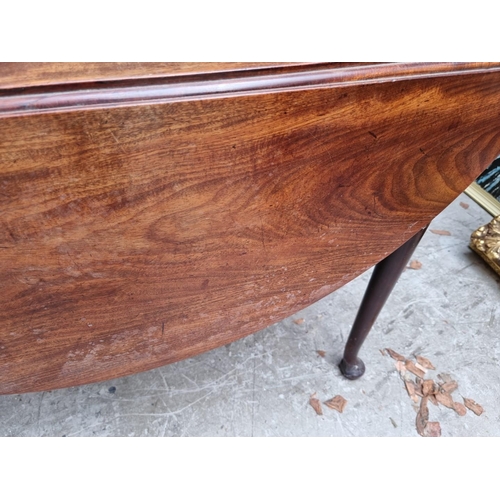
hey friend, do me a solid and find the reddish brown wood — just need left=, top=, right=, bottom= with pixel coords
left=1, top=63, right=499, bottom=394
left=0, top=62, right=313, bottom=89
left=0, top=63, right=498, bottom=117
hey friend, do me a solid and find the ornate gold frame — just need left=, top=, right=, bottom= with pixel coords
left=470, top=216, right=500, bottom=276
left=465, top=182, right=500, bottom=276
left=465, top=182, right=500, bottom=217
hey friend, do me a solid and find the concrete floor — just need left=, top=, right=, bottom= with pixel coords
left=1, top=193, right=499, bottom=437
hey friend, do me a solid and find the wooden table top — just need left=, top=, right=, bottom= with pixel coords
left=1, top=62, right=499, bottom=394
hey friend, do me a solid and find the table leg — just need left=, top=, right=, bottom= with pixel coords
left=339, top=226, right=428, bottom=379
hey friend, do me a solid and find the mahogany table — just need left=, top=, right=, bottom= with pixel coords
left=1, top=62, right=499, bottom=395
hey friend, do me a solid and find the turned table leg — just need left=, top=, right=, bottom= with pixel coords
left=339, top=226, right=428, bottom=379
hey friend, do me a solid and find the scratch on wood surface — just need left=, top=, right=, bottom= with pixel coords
left=110, top=131, right=126, bottom=153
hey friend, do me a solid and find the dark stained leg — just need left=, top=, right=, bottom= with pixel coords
left=339, top=226, right=428, bottom=379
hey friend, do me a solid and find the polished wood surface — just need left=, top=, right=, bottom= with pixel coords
left=1, top=63, right=499, bottom=394
left=0, top=62, right=312, bottom=89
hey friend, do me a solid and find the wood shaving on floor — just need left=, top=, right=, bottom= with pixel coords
left=324, top=395, right=348, bottom=413
left=309, top=393, right=323, bottom=415
left=383, top=349, right=484, bottom=436
left=430, top=229, right=452, bottom=236
left=463, top=398, right=484, bottom=416
left=408, top=260, right=422, bottom=270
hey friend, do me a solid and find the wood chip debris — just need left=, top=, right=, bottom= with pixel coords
left=414, top=361, right=428, bottom=374
left=414, top=380, right=424, bottom=397
left=309, top=393, right=323, bottom=415
left=408, top=260, right=423, bottom=270
left=440, top=380, right=458, bottom=393
left=460, top=202, right=470, bottom=209
left=463, top=398, right=484, bottom=416
left=385, top=349, right=484, bottom=436
left=421, top=380, right=435, bottom=397
left=405, top=359, right=426, bottom=378
left=395, top=360, right=406, bottom=375
left=385, top=348, right=405, bottom=361
left=423, top=421, right=442, bottom=437
left=430, top=229, right=452, bottom=236
left=416, top=396, right=430, bottom=436
left=416, top=396, right=442, bottom=436
left=405, top=380, right=419, bottom=403
left=293, top=318, right=305, bottom=325
left=435, top=390, right=454, bottom=409
left=453, top=402, right=467, bottom=416
left=316, top=350, right=326, bottom=357
left=324, top=395, right=348, bottom=413
left=415, top=355, right=435, bottom=370
left=438, top=373, right=453, bottom=384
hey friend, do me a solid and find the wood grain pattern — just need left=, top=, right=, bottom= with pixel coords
left=1, top=63, right=498, bottom=117
left=0, top=62, right=313, bottom=89
left=1, top=63, right=500, bottom=394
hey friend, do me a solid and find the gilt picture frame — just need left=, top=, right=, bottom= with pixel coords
left=465, top=157, right=500, bottom=275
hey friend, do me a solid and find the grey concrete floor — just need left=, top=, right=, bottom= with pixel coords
left=1, top=193, right=499, bottom=437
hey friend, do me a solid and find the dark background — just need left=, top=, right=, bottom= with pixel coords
left=477, top=156, right=500, bottom=200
